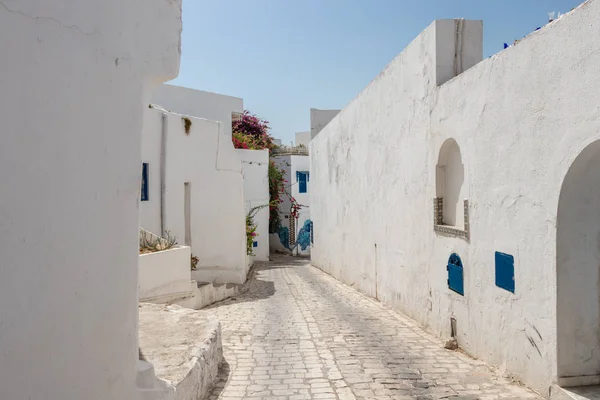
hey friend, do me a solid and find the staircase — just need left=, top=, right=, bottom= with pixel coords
left=551, top=385, right=600, bottom=400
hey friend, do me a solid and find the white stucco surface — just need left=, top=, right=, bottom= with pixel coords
left=141, top=108, right=247, bottom=285
left=152, top=84, right=243, bottom=137
left=310, top=108, right=340, bottom=139
left=139, top=246, right=193, bottom=302
left=310, top=6, right=600, bottom=395
left=0, top=2, right=181, bottom=399
left=236, top=149, right=270, bottom=262
left=272, top=154, right=292, bottom=230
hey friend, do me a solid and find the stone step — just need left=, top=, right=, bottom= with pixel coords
left=551, top=384, right=600, bottom=400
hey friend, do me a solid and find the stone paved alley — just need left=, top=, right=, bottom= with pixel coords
left=204, top=255, right=540, bottom=400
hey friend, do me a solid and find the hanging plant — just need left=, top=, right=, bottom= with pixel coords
left=246, top=214, right=258, bottom=256
left=182, top=117, right=192, bottom=135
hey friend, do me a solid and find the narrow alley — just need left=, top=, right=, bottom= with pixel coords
left=204, top=255, right=540, bottom=400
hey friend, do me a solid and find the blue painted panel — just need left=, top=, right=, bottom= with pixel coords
left=278, top=226, right=290, bottom=250
left=447, top=253, right=464, bottom=296
left=252, top=241, right=258, bottom=248
left=141, top=163, right=149, bottom=201
left=495, top=252, right=515, bottom=293
left=297, top=220, right=312, bottom=250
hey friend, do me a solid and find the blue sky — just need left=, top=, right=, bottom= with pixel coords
left=171, top=0, right=583, bottom=145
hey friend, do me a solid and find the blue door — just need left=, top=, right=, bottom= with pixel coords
left=447, top=253, right=464, bottom=295
left=297, top=171, right=309, bottom=193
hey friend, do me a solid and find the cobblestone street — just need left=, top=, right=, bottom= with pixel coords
left=203, top=255, right=540, bottom=400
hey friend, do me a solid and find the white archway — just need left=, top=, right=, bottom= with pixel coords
left=557, top=139, right=600, bottom=382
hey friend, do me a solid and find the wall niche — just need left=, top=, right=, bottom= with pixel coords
left=434, top=138, right=469, bottom=240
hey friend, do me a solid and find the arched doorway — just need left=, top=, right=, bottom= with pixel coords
left=557, top=140, right=600, bottom=382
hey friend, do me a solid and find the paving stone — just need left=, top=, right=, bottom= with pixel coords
left=204, top=255, right=542, bottom=399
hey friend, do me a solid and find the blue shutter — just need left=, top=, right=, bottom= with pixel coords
left=447, top=253, right=464, bottom=296
left=141, top=163, right=149, bottom=201
left=495, top=252, right=515, bottom=293
left=297, top=171, right=308, bottom=193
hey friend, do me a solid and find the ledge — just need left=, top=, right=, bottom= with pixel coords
left=433, top=198, right=470, bottom=240
left=434, top=224, right=469, bottom=240
left=139, top=303, right=222, bottom=400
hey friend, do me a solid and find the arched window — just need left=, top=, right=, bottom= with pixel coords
left=434, top=138, right=469, bottom=239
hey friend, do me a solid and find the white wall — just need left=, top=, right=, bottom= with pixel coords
left=310, top=9, right=600, bottom=394
left=237, top=149, right=270, bottom=262
left=141, top=107, right=247, bottom=285
left=310, top=108, right=340, bottom=139
left=152, top=84, right=243, bottom=137
left=0, top=1, right=182, bottom=399
left=295, top=131, right=311, bottom=147
left=139, top=246, right=192, bottom=302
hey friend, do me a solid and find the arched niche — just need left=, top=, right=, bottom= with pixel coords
left=434, top=138, right=469, bottom=239
left=557, top=139, right=600, bottom=383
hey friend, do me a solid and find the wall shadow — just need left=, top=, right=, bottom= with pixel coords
left=206, top=359, right=230, bottom=398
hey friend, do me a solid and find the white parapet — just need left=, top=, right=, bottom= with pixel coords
left=139, top=246, right=193, bottom=303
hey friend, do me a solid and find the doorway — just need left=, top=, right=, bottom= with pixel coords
left=557, top=140, right=600, bottom=383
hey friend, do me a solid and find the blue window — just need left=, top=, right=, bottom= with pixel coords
left=252, top=241, right=258, bottom=248
left=297, top=171, right=309, bottom=193
left=141, top=163, right=149, bottom=201
left=495, top=252, right=515, bottom=293
left=447, top=253, right=464, bottom=296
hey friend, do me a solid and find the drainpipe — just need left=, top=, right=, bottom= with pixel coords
left=160, top=112, right=168, bottom=236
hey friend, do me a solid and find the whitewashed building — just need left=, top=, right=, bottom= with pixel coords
left=0, top=1, right=182, bottom=399
left=310, top=3, right=600, bottom=397
left=153, top=84, right=243, bottom=138
left=237, top=149, right=270, bottom=262
left=271, top=132, right=312, bottom=256
left=141, top=86, right=248, bottom=284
